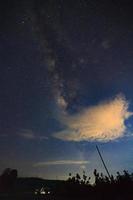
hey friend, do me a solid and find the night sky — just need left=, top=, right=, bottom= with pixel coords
left=1, top=0, right=133, bottom=180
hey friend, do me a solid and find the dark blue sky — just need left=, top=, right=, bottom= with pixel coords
left=1, top=0, right=133, bottom=180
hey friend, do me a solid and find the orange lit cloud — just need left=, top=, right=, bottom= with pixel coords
left=54, top=95, right=133, bottom=142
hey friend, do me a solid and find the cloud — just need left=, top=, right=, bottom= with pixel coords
left=33, top=160, right=89, bottom=167
left=18, top=129, right=48, bottom=140
left=54, top=94, right=133, bottom=142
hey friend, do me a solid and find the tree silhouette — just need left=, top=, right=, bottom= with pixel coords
left=0, top=168, right=18, bottom=192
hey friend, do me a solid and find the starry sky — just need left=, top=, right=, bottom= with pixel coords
left=1, top=0, right=133, bottom=180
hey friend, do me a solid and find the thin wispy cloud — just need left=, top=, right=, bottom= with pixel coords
left=34, top=160, right=89, bottom=167
left=18, top=129, right=48, bottom=140
left=54, top=94, right=133, bottom=142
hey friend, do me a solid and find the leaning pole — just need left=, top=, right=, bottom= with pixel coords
left=96, top=145, right=111, bottom=180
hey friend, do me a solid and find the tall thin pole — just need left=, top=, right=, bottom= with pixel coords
left=96, top=145, right=111, bottom=180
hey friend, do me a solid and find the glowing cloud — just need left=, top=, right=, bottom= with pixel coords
left=34, top=160, right=89, bottom=167
left=54, top=95, right=133, bottom=142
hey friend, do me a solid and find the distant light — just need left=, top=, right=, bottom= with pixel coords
left=40, top=191, right=46, bottom=195
left=35, top=187, right=51, bottom=195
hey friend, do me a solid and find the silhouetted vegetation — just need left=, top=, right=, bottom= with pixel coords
left=1, top=168, right=133, bottom=199
left=62, top=169, right=133, bottom=199
left=0, top=168, right=17, bottom=193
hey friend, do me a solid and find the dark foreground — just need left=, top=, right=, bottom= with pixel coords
left=0, top=193, right=133, bottom=200
left=1, top=168, right=133, bottom=199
